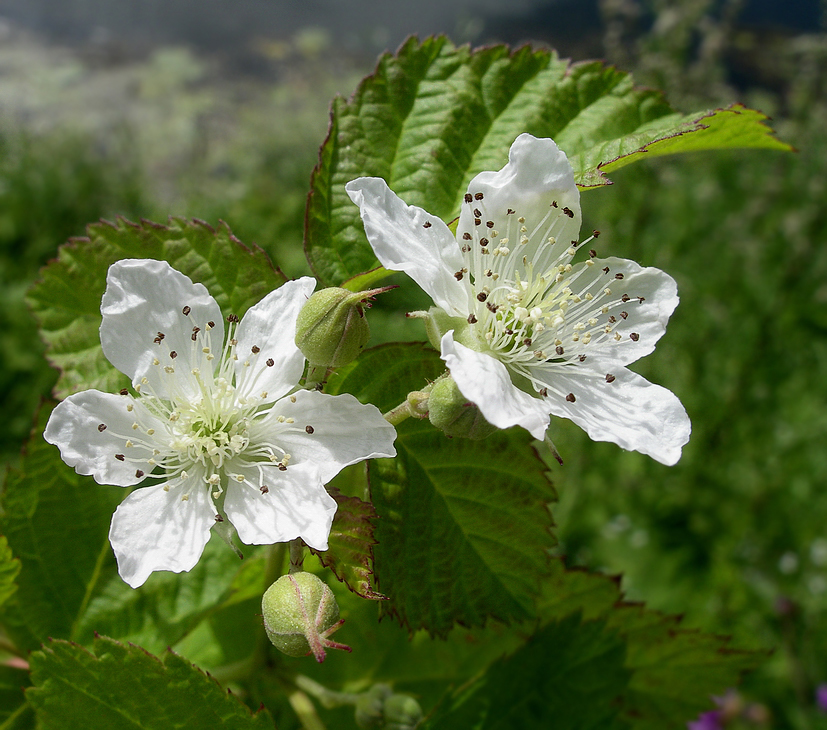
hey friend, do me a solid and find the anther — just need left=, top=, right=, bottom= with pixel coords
left=463, top=232, right=472, bottom=240
left=566, top=393, right=576, bottom=402
left=135, top=469, right=144, bottom=478
left=638, top=296, right=646, bottom=303
left=606, top=374, right=616, bottom=383
left=615, top=273, right=624, bottom=280
left=486, top=221, right=494, bottom=228
left=603, top=267, right=610, bottom=274
left=278, top=464, right=287, bottom=471
left=467, top=314, right=477, bottom=324
left=305, top=425, right=315, bottom=434
left=208, top=320, right=215, bottom=328
left=266, top=358, right=274, bottom=367
left=464, top=193, right=473, bottom=203
left=479, top=238, right=489, bottom=246
left=593, top=230, right=601, bottom=237
left=214, top=514, right=224, bottom=522
left=454, top=271, right=464, bottom=281
left=551, top=201, right=558, bottom=208
left=423, top=221, right=432, bottom=228
left=630, top=332, right=640, bottom=341
left=251, top=345, right=260, bottom=354
left=507, top=208, right=515, bottom=215
left=539, top=387, right=548, bottom=397
left=474, top=208, right=482, bottom=217
left=476, top=292, right=488, bottom=302
left=97, top=424, right=107, bottom=432
left=621, top=294, right=631, bottom=302
left=227, top=314, right=239, bottom=323
left=474, top=192, right=484, bottom=200
left=475, top=218, right=481, bottom=226
left=260, top=485, right=269, bottom=494
left=115, top=454, right=125, bottom=461
left=589, top=249, right=597, bottom=258
left=170, top=351, right=178, bottom=359
left=579, top=354, right=587, bottom=362
left=556, top=346, right=564, bottom=356
left=119, top=388, right=129, bottom=396
left=620, top=311, right=628, bottom=319
left=562, top=207, right=574, bottom=218
left=182, top=306, right=191, bottom=316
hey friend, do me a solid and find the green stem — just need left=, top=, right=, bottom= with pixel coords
left=264, top=542, right=287, bottom=588
left=295, top=675, right=361, bottom=709
left=288, top=689, right=328, bottom=730
left=383, top=379, right=444, bottom=425
left=289, top=539, right=305, bottom=574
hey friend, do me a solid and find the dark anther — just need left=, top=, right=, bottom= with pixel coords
left=638, top=296, right=646, bottom=303
left=463, top=232, right=472, bottom=240
left=507, top=208, right=515, bottom=215
left=208, top=320, right=215, bottom=328
left=605, top=374, right=616, bottom=383
left=305, top=425, right=315, bottom=434
left=571, top=240, right=579, bottom=247
left=486, top=220, right=494, bottom=228
left=454, top=271, right=464, bottom=281
left=589, top=249, right=597, bottom=258
left=579, top=354, right=587, bottom=362
left=135, top=469, right=144, bottom=478
left=475, top=218, right=482, bottom=226
left=97, top=424, right=107, bottom=432
left=615, top=273, right=624, bottom=280
left=539, top=387, right=548, bottom=397
left=608, top=316, right=617, bottom=324
left=266, top=358, right=274, bottom=367
left=630, top=332, right=640, bottom=341
left=170, top=351, right=178, bottom=359
left=566, top=393, right=576, bottom=402
left=467, top=314, right=478, bottom=324
left=119, top=388, right=129, bottom=396
left=479, top=238, right=489, bottom=246
left=153, top=331, right=165, bottom=344
left=505, top=329, right=514, bottom=335
left=115, top=454, right=125, bottom=461
left=621, top=294, right=631, bottom=303
left=315, top=382, right=324, bottom=391
left=182, top=306, right=191, bottom=316
left=474, top=208, right=482, bottom=217
left=260, top=485, right=269, bottom=494
left=474, top=192, right=484, bottom=200
left=278, top=464, right=288, bottom=471
left=227, top=314, right=240, bottom=323
left=486, top=302, right=498, bottom=313
left=593, top=230, right=601, bottom=238
left=461, top=244, right=471, bottom=253
left=423, top=221, right=432, bottom=228
left=191, top=331, right=199, bottom=341
left=215, top=514, right=224, bottom=523
left=562, top=207, right=574, bottom=218
left=523, top=338, right=532, bottom=346
left=603, top=267, right=610, bottom=274
left=251, top=345, right=261, bottom=354
left=551, top=201, right=558, bottom=208
left=620, top=311, right=628, bottom=319
left=192, top=326, right=200, bottom=333
left=464, top=193, right=473, bottom=203
left=477, top=292, right=488, bottom=302
left=556, top=346, right=564, bottom=356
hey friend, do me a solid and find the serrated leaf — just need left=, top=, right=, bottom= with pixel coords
left=27, top=217, right=286, bottom=399
left=0, top=536, right=21, bottom=609
left=423, top=613, right=631, bottom=730
left=326, top=343, right=556, bottom=635
left=311, top=489, right=384, bottom=600
left=0, top=406, right=123, bottom=652
left=305, top=38, right=788, bottom=285
left=26, top=636, right=274, bottom=730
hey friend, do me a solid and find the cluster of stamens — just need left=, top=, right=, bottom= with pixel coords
left=97, top=306, right=315, bottom=506
left=450, top=190, right=648, bottom=402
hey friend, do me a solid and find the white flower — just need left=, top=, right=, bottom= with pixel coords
left=44, top=259, right=396, bottom=587
left=345, top=134, right=690, bottom=465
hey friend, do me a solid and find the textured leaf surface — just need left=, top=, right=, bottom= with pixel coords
left=311, top=489, right=385, bottom=600
left=27, top=217, right=286, bottom=399
left=305, top=37, right=789, bottom=285
left=0, top=406, right=122, bottom=652
left=327, top=343, right=556, bottom=635
left=26, top=636, right=274, bottom=730
left=424, top=613, right=630, bottom=730
left=0, top=536, right=21, bottom=610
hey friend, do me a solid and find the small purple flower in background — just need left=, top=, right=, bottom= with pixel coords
left=816, top=683, right=827, bottom=713
left=688, top=709, right=723, bottom=730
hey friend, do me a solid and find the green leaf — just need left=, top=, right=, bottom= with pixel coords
left=327, top=344, right=556, bottom=635
left=27, top=217, right=287, bottom=399
left=423, top=613, right=631, bottom=730
left=311, top=489, right=385, bottom=600
left=26, top=636, right=274, bottom=730
left=0, top=405, right=123, bottom=652
left=569, top=104, right=792, bottom=188
left=0, top=665, right=33, bottom=730
left=0, top=536, right=21, bottom=610
left=305, top=38, right=789, bottom=285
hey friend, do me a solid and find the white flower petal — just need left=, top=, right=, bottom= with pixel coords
left=234, top=277, right=316, bottom=402
left=345, top=177, right=468, bottom=317
left=534, top=361, right=691, bottom=466
left=458, top=134, right=581, bottom=265
left=100, top=259, right=224, bottom=398
left=262, top=390, right=397, bottom=483
left=224, top=464, right=336, bottom=551
left=441, top=332, right=550, bottom=440
left=43, top=390, right=161, bottom=487
left=108, top=476, right=217, bottom=588
left=563, top=256, right=679, bottom=365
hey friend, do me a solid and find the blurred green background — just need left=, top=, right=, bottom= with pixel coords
left=1, top=1, right=826, bottom=727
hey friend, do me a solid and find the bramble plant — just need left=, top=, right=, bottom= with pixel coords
left=1, top=37, right=792, bottom=729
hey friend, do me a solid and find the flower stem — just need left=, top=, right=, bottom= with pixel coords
left=383, top=380, right=442, bottom=425
left=295, top=675, right=361, bottom=708
left=289, top=538, right=305, bottom=574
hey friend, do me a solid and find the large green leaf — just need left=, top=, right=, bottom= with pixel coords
left=326, top=343, right=556, bottom=635
left=26, top=636, right=274, bottom=730
left=0, top=537, right=20, bottom=610
left=305, top=37, right=789, bottom=285
left=27, top=217, right=287, bottom=399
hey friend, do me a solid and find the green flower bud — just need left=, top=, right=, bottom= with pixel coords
left=428, top=375, right=497, bottom=440
left=296, top=287, right=388, bottom=368
left=383, top=693, right=423, bottom=730
left=355, top=684, right=392, bottom=729
left=261, top=572, right=350, bottom=662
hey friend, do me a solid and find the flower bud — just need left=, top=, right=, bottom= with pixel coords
left=383, top=693, right=423, bottom=730
left=428, top=375, right=497, bottom=440
left=261, top=572, right=350, bottom=662
left=354, top=684, right=423, bottom=730
left=296, top=287, right=385, bottom=368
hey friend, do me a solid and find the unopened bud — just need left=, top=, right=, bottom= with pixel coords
left=383, top=693, right=423, bottom=729
left=261, top=572, right=351, bottom=662
left=428, top=376, right=497, bottom=440
left=296, top=286, right=391, bottom=368
left=354, top=684, right=423, bottom=730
